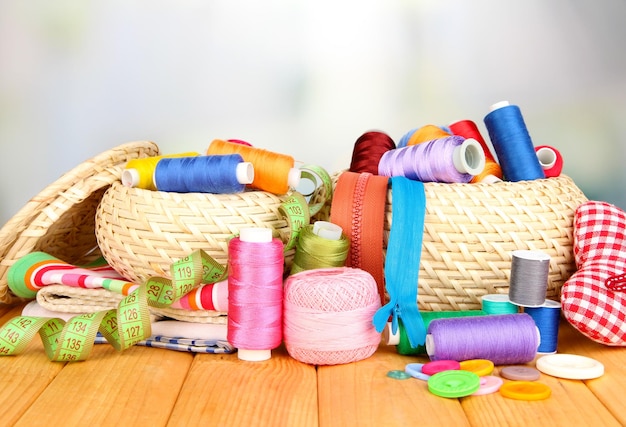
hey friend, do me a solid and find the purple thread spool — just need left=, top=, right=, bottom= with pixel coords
left=377, top=136, right=485, bottom=183
left=425, top=313, right=540, bottom=365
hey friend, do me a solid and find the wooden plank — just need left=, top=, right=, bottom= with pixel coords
left=556, top=318, right=626, bottom=426
left=13, top=343, right=193, bottom=427
left=317, top=344, right=471, bottom=426
left=0, top=303, right=66, bottom=426
left=167, top=346, right=318, bottom=427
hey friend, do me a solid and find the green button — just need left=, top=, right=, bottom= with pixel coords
left=428, top=370, right=480, bottom=398
left=387, top=369, right=412, bottom=380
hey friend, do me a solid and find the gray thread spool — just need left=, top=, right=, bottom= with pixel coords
left=508, top=250, right=550, bottom=307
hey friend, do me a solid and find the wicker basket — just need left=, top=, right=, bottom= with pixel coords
left=315, top=173, right=588, bottom=311
left=0, top=141, right=159, bottom=305
left=95, top=181, right=296, bottom=283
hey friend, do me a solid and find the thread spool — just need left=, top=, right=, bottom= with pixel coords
left=170, top=280, right=229, bottom=312
left=535, top=145, right=563, bottom=178
left=449, top=119, right=503, bottom=183
left=207, top=139, right=301, bottom=194
left=378, top=136, right=486, bottom=183
left=483, top=101, right=545, bottom=182
left=122, top=151, right=200, bottom=190
left=227, top=228, right=284, bottom=361
left=7, top=251, right=138, bottom=299
left=349, top=131, right=396, bottom=175
left=397, top=125, right=450, bottom=148
left=153, top=154, right=253, bottom=194
left=405, top=125, right=451, bottom=146
left=425, top=313, right=540, bottom=365
left=481, top=294, right=519, bottom=315
left=289, top=222, right=348, bottom=275
left=383, top=311, right=486, bottom=355
left=524, top=299, right=561, bottom=354
left=283, top=267, right=382, bottom=365
left=508, top=250, right=551, bottom=307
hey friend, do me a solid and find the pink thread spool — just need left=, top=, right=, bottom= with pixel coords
left=283, top=267, right=382, bottom=365
left=227, top=228, right=284, bottom=361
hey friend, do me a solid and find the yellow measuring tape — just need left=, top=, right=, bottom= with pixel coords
left=0, top=250, right=226, bottom=362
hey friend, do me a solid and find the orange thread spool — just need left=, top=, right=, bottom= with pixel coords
left=406, top=125, right=451, bottom=146
left=206, top=139, right=299, bottom=194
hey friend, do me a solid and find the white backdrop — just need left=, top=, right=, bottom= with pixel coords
left=1, top=0, right=625, bottom=225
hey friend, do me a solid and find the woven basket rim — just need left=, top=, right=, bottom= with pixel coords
left=0, top=140, right=160, bottom=304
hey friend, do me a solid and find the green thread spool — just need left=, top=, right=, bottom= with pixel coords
left=383, top=311, right=486, bottom=355
left=289, top=221, right=349, bottom=275
left=481, top=294, right=519, bottom=315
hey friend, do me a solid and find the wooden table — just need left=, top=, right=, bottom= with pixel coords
left=0, top=302, right=624, bottom=427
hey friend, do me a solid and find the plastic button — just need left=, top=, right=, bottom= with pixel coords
left=500, top=381, right=551, bottom=401
left=405, top=363, right=431, bottom=381
left=472, top=375, right=503, bottom=396
left=422, top=360, right=461, bottom=376
left=500, top=366, right=541, bottom=381
left=536, top=354, right=604, bottom=380
left=387, top=369, right=411, bottom=380
left=428, top=370, right=480, bottom=398
left=459, top=359, right=494, bottom=377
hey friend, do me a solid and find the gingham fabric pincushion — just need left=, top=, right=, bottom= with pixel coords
left=561, top=200, right=626, bottom=345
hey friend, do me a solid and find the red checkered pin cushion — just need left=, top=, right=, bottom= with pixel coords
left=561, top=201, right=626, bottom=345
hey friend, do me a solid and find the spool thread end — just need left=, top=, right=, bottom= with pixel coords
left=236, top=162, right=255, bottom=184
left=121, top=168, right=140, bottom=187
left=237, top=348, right=271, bottom=361
left=288, top=168, right=302, bottom=189
left=453, top=138, right=486, bottom=176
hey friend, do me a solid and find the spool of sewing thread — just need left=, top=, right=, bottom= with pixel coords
left=481, top=294, right=519, bottom=315
left=207, top=139, right=301, bottom=194
left=397, top=125, right=451, bottom=148
left=227, top=227, right=284, bottom=361
left=283, top=267, right=382, bottom=365
left=383, top=310, right=486, bottom=355
left=122, top=151, right=200, bottom=190
left=508, top=250, right=551, bottom=307
left=290, top=221, right=349, bottom=275
left=349, top=131, right=396, bottom=175
left=449, top=119, right=503, bottom=183
left=425, top=313, right=540, bottom=365
left=378, top=136, right=486, bottom=183
left=170, top=280, right=229, bottom=312
left=483, top=101, right=545, bottom=182
left=535, top=145, right=563, bottom=178
left=406, top=124, right=451, bottom=147
left=153, top=154, right=253, bottom=194
left=523, top=299, right=561, bottom=353
left=7, top=251, right=138, bottom=299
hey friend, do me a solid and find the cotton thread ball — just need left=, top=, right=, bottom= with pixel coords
left=283, top=267, right=382, bottom=365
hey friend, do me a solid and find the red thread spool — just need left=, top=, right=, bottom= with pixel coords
left=535, top=145, right=563, bottom=178
left=349, top=131, right=396, bottom=175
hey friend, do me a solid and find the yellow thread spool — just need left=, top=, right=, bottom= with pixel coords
left=123, top=152, right=200, bottom=190
left=207, top=139, right=300, bottom=194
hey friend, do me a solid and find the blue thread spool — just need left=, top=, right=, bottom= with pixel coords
left=524, top=299, right=561, bottom=354
left=483, top=101, right=545, bottom=182
left=154, top=154, right=253, bottom=194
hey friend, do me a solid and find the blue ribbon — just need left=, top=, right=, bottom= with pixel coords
left=372, top=176, right=427, bottom=347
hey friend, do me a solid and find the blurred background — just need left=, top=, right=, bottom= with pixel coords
left=1, top=0, right=625, bottom=225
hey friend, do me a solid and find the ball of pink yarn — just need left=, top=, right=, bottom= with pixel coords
left=283, top=267, right=382, bottom=365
